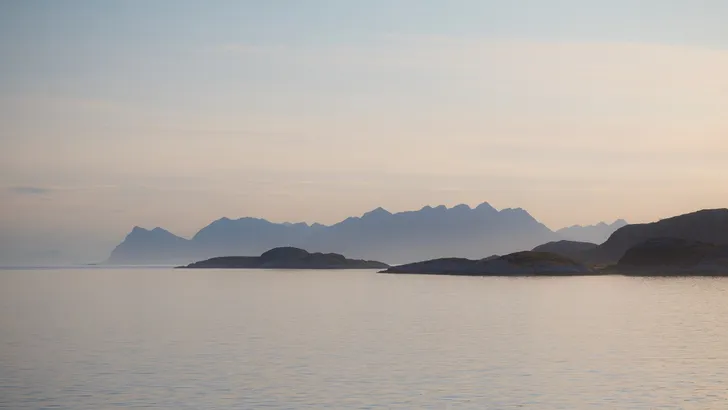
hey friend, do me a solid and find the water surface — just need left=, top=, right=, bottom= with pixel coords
left=2, top=269, right=727, bottom=409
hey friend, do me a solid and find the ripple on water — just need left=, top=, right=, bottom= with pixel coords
left=1, top=270, right=727, bottom=409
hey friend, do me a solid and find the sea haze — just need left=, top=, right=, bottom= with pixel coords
left=2, top=268, right=727, bottom=409
left=107, top=203, right=627, bottom=266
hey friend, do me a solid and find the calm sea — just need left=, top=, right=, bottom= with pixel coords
left=2, top=269, right=728, bottom=409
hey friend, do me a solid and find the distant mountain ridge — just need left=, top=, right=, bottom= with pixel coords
left=108, top=202, right=593, bottom=265
left=556, top=219, right=628, bottom=244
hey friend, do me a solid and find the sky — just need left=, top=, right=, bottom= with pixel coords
left=1, top=1, right=727, bottom=264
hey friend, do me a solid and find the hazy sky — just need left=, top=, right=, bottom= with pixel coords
left=1, top=1, right=727, bottom=264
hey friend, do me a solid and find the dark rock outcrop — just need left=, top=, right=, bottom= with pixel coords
left=179, top=247, right=389, bottom=270
left=381, top=251, right=593, bottom=276
left=583, top=209, right=728, bottom=265
left=609, top=238, right=728, bottom=275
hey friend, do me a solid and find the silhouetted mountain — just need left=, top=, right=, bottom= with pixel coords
left=191, top=217, right=314, bottom=257
left=607, top=238, right=728, bottom=275
left=180, top=247, right=388, bottom=269
left=556, top=219, right=628, bottom=244
left=584, top=209, right=728, bottom=264
left=532, top=240, right=597, bottom=261
left=303, top=203, right=555, bottom=264
left=106, top=202, right=559, bottom=265
left=381, top=251, right=592, bottom=276
left=107, top=226, right=193, bottom=265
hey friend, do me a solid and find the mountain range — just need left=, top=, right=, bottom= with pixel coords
left=106, top=202, right=626, bottom=265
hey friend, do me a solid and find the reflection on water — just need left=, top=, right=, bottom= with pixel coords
left=2, top=269, right=728, bottom=409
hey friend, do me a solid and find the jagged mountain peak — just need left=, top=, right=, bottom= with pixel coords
left=129, top=226, right=175, bottom=236
left=362, top=207, right=392, bottom=218
left=475, top=201, right=496, bottom=212
left=451, top=204, right=471, bottom=211
left=557, top=218, right=629, bottom=244
left=500, top=207, right=536, bottom=219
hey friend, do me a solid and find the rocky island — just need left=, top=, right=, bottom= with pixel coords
left=381, top=251, right=593, bottom=276
left=179, top=247, right=389, bottom=270
left=606, top=238, right=728, bottom=275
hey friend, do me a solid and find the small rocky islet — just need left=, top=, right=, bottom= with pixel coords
left=179, top=247, right=389, bottom=270
left=179, top=247, right=595, bottom=275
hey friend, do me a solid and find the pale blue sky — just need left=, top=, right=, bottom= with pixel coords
left=1, top=1, right=727, bottom=264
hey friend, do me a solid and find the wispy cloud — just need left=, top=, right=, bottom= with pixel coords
left=8, top=186, right=50, bottom=195
left=6, top=185, right=118, bottom=196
